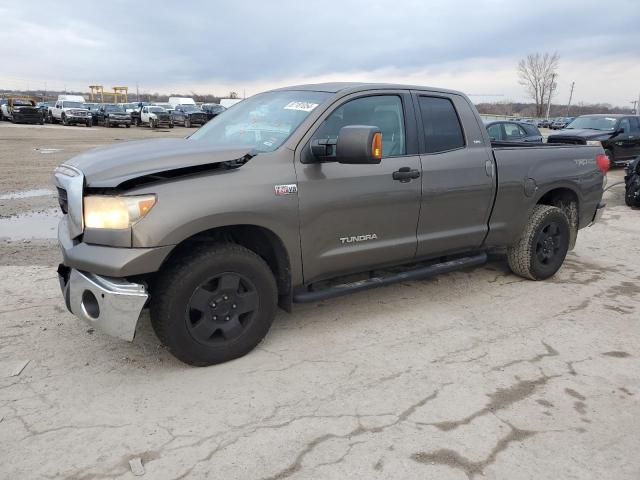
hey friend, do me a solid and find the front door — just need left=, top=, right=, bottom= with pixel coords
left=413, top=92, right=496, bottom=258
left=296, top=93, right=422, bottom=284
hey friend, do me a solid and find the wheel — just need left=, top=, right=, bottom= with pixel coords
left=150, top=244, right=277, bottom=366
left=61, top=114, right=68, bottom=126
left=125, top=123, right=130, bottom=128
left=604, top=149, right=614, bottom=168
left=86, top=119, right=92, bottom=127
left=39, top=117, right=45, bottom=125
left=105, top=118, right=110, bottom=128
left=507, top=205, right=570, bottom=280
left=150, top=119, right=156, bottom=129
left=169, top=123, right=174, bottom=129
left=185, top=117, right=191, bottom=128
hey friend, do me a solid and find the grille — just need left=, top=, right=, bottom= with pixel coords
left=57, top=187, right=68, bottom=214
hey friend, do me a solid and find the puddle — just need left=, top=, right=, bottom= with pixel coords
left=34, top=148, right=63, bottom=154
left=0, top=209, right=60, bottom=240
left=0, top=189, right=56, bottom=200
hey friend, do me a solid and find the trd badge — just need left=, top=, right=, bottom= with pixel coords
left=274, top=184, right=298, bottom=196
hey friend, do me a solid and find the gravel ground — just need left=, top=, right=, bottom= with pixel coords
left=0, top=123, right=638, bottom=479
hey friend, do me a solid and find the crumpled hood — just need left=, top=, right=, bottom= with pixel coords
left=65, top=138, right=253, bottom=188
left=548, top=128, right=613, bottom=140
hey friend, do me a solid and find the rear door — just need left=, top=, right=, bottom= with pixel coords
left=413, top=92, right=495, bottom=258
left=296, top=91, right=422, bottom=283
left=613, top=118, right=636, bottom=160
left=628, top=117, right=640, bottom=157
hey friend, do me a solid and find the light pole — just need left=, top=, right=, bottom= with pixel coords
left=546, top=73, right=556, bottom=119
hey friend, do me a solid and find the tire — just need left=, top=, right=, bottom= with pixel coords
left=150, top=243, right=278, bottom=366
left=86, top=119, right=92, bottom=127
left=105, top=118, right=110, bottom=128
left=604, top=149, right=614, bottom=168
left=125, top=123, right=130, bottom=128
left=185, top=117, right=191, bottom=128
left=507, top=205, right=570, bottom=280
left=150, top=119, right=156, bottom=129
left=61, top=114, right=68, bottom=126
left=169, top=123, right=174, bottom=129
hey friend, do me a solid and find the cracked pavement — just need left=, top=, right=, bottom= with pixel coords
left=1, top=125, right=639, bottom=478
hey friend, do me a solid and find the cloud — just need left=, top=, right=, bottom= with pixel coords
left=1, top=0, right=639, bottom=106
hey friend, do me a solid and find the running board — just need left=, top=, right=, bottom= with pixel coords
left=293, top=253, right=488, bottom=303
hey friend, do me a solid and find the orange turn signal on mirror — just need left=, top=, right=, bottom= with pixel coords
left=372, top=132, right=382, bottom=160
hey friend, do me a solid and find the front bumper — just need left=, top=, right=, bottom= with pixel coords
left=58, top=265, right=148, bottom=341
left=66, top=115, right=91, bottom=123
left=14, top=113, right=42, bottom=124
left=107, top=118, right=131, bottom=125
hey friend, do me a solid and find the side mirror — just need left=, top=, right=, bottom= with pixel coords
left=336, top=126, right=382, bottom=164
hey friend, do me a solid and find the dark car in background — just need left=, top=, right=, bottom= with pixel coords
left=485, top=121, right=544, bottom=143
left=201, top=103, right=226, bottom=121
left=551, top=117, right=574, bottom=130
left=1, top=98, right=43, bottom=124
left=83, top=103, right=100, bottom=123
left=536, top=118, right=552, bottom=128
left=548, top=114, right=640, bottom=166
left=171, top=104, right=208, bottom=127
left=94, top=104, right=132, bottom=128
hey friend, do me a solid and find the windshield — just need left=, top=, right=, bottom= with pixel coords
left=14, top=99, right=34, bottom=106
left=566, top=116, right=618, bottom=131
left=149, top=106, right=165, bottom=113
left=180, top=105, right=200, bottom=112
left=189, top=90, right=331, bottom=152
left=104, top=104, right=125, bottom=112
left=62, top=101, right=84, bottom=109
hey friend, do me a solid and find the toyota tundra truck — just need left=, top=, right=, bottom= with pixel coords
left=54, top=83, right=608, bottom=366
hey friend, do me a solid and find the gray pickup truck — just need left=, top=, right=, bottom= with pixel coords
left=54, top=83, right=608, bottom=366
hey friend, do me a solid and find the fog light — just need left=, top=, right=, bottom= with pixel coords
left=81, top=290, right=100, bottom=319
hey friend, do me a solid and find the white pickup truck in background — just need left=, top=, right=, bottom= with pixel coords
left=48, top=95, right=92, bottom=127
left=138, top=105, right=173, bottom=129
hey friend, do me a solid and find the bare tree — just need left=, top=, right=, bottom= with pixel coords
left=518, top=52, right=560, bottom=117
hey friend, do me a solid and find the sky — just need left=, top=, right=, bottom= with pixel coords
left=1, top=0, right=639, bottom=107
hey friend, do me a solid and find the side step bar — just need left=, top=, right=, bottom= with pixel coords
left=293, top=253, right=487, bottom=303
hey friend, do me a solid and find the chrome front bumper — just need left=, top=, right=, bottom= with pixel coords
left=58, top=266, right=148, bottom=341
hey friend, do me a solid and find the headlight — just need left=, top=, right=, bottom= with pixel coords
left=586, top=140, right=602, bottom=146
left=84, top=195, right=156, bottom=229
left=13, top=107, right=21, bottom=112
left=149, top=114, right=157, bottom=119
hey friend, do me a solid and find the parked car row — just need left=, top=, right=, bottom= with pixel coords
left=0, top=95, right=229, bottom=129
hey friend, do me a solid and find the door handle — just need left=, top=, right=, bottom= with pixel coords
left=392, top=167, right=421, bottom=182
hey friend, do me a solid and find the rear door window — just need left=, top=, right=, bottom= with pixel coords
left=417, top=96, right=465, bottom=153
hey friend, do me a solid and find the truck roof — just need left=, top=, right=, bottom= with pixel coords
left=270, top=82, right=465, bottom=97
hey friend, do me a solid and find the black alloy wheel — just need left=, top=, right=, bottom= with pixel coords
left=186, top=272, right=259, bottom=345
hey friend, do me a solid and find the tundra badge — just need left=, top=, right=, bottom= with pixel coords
left=340, top=234, right=378, bottom=244
left=274, top=184, right=298, bottom=196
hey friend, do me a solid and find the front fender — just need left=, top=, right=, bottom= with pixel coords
left=128, top=150, right=303, bottom=284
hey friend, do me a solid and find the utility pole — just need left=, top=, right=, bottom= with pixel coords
left=545, top=73, right=556, bottom=119
left=136, top=82, right=140, bottom=102
left=566, top=81, right=575, bottom=116
left=632, top=100, right=639, bottom=116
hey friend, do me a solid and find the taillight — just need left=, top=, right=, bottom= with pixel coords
left=596, top=153, right=610, bottom=175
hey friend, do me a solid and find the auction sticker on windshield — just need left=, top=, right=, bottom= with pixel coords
left=284, top=102, right=318, bottom=112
